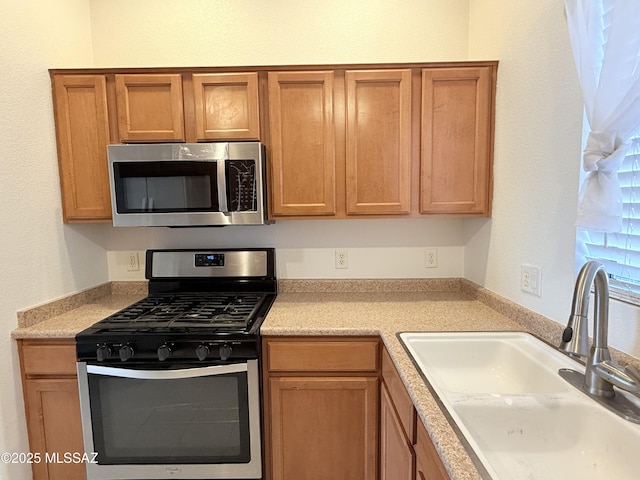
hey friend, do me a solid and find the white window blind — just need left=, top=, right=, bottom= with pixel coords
left=580, top=132, right=640, bottom=304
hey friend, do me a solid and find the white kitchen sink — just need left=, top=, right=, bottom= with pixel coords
left=402, top=332, right=572, bottom=394
left=399, top=331, right=640, bottom=480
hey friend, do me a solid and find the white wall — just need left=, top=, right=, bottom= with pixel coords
left=0, top=2, right=110, bottom=479
left=466, top=1, right=583, bottom=309
left=105, top=219, right=467, bottom=281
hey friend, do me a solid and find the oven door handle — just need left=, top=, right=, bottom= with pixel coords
left=85, top=362, right=248, bottom=379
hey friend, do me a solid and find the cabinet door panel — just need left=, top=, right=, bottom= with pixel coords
left=269, top=376, right=378, bottom=480
left=25, top=379, right=86, bottom=480
left=380, top=384, right=414, bottom=480
left=192, top=73, right=260, bottom=141
left=382, top=348, right=416, bottom=441
left=52, top=75, right=112, bottom=222
left=421, top=67, right=492, bottom=214
left=268, top=71, right=336, bottom=216
left=115, top=74, right=185, bottom=142
left=345, top=69, right=412, bottom=215
left=415, top=418, right=450, bottom=480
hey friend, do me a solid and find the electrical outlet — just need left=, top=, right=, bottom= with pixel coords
left=425, top=248, right=438, bottom=268
left=521, top=264, right=541, bottom=296
left=127, top=251, right=140, bottom=272
left=335, top=249, right=348, bottom=269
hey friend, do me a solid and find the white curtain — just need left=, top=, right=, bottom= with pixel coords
left=565, top=0, right=640, bottom=233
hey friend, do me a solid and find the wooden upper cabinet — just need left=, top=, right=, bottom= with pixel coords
left=48, top=62, right=495, bottom=223
left=52, top=74, right=112, bottom=222
left=192, top=73, right=260, bottom=141
left=268, top=71, right=336, bottom=216
left=345, top=69, right=412, bottom=215
left=420, top=67, right=493, bottom=215
left=115, top=73, right=185, bottom=142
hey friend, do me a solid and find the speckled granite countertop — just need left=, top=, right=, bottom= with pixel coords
left=11, top=278, right=576, bottom=480
left=11, top=282, right=148, bottom=338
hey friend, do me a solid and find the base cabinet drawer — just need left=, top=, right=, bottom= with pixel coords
left=266, top=338, right=379, bottom=372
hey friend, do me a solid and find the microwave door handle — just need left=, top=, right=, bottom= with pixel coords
left=86, top=363, right=247, bottom=379
left=217, top=159, right=229, bottom=213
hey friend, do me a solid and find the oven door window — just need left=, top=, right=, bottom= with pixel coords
left=87, top=365, right=250, bottom=464
left=113, top=161, right=218, bottom=213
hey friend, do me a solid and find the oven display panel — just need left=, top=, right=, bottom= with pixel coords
left=195, top=253, right=225, bottom=267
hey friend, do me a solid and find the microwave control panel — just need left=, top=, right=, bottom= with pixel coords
left=227, top=160, right=257, bottom=211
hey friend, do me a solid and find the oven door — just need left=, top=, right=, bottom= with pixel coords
left=76, top=360, right=261, bottom=480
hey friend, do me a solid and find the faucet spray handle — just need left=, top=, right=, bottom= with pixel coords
left=559, top=314, right=590, bottom=358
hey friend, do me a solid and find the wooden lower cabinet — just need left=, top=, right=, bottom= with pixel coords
left=17, top=336, right=452, bottom=480
left=263, top=337, right=453, bottom=480
left=263, top=337, right=380, bottom=480
left=380, top=383, right=414, bottom=480
left=381, top=347, right=450, bottom=480
left=17, top=339, right=86, bottom=480
left=415, top=419, right=450, bottom=480
left=380, top=347, right=416, bottom=480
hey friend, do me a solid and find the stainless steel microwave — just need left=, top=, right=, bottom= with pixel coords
left=107, top=142, right=270, bottom=227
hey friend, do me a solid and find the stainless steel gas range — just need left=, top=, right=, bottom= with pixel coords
left=75, top=248, right=276, bottom=480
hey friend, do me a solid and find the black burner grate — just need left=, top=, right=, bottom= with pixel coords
left=100, top=293, right=266, bottom=331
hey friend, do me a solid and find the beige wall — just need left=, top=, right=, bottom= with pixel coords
left=0, top=2, right=109, bottom=478
left=89, top=0, right=470, bottom=66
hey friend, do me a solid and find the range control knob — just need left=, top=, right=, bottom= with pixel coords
left=219, top=344, right=232, bottom=361
left=96, top=345, right=112, bottom=362
left=157, top=344, right=172, bottom=362
left=119, top=345, right=135, bottom=362
left=195, top=344, right=210, bottom=361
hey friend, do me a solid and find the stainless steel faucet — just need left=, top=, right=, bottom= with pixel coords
left=559, top=261, right=640, bottom=422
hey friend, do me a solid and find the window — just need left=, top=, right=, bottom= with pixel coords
left=579, top=131, right=640, bottom=305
